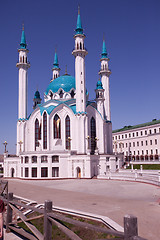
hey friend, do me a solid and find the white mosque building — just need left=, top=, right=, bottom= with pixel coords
left=4, top=10, right=122, bottom=179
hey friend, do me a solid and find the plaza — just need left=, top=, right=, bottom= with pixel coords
left=6, top=178, right=160, bottom=240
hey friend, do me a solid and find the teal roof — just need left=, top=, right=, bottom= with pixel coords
left=45, top=75, right=75, bottom=95
left=34, top=90, right=41, bottom=99
left=20, top=29, right=27, bottom=49
left=112, top=119, right=160, bottom=133
left=53, top=51, right=59, bottom=69
left=96, top=80, right=103, bottom=89
left=75, top=10, right=83, bottom=35
left=101, top=39, right=108, bottom=59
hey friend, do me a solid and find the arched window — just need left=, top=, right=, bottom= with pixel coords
left=90, top=117, right=96, bottom=154
left=43, top=112, right=47, bottom=149
left=65, top=115, right=70, bottom=149
left=77, top=43, right=79, bottom=49
left=54, top=114, right=61, bottom=139
left=35, top=119, right=39, bottom=150
left=59, top=90, right=63, bottom=98
left=70, top=90, right=75, bottom=98
left=80, top=42, right=82, bottom=50
left=23, top=56, right=25, bottom=63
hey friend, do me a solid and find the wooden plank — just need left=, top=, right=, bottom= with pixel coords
left=16, top=214, right=44, bottom=224
left=9, top=203, right=43, bottom=240
left=48, top=216, right=82, bottom=240
left=49, top=212, right=124, bottom=238
left=9, top=225, right=38, bottom=240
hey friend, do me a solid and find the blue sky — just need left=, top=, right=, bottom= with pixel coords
left=0, top=0, right=160, bottom=153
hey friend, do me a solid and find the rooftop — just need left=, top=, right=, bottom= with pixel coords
left=112, top=119, right=160, bottom=133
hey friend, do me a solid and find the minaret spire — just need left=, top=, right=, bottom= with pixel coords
left=75, top=6, right=83, bottom=35
left=20, top=24, right=27, bottom=49
left=51, top=49, right=60, bottom=81
left=98, top=38, right=111, bottom=121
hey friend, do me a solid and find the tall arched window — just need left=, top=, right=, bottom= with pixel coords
left=90, top=117, right=96, bottom=154
left=43, top=112, right=47, bottom=149
left=65, top=115, right=70, bottom=149
left=54, top=114, right=61, bottom=139
left=35, top=119, right=39, bottom=150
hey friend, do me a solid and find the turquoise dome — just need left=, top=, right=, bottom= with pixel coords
left=45, top=75, right=75, bottom=95
left=34, top=90, right=40, bottom=99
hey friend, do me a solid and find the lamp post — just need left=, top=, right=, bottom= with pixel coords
left=18, top=140, right=23, bottom=153
left=94, top=137, right=99, bottom=150
left=67, top=137, right=72, bottom=150
left=85, top=136, right=90, bottom=149
left=3, top=141, right=8, bottom=153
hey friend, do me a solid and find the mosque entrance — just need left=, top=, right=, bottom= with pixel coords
left=11, top=168, right=15, bottom=178
left=76, top=167, right=81, bottom=178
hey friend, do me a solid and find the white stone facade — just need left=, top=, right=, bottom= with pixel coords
left=4, top=11, right=122, bottom=179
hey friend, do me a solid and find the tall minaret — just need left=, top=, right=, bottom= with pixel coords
left=72, top=7, right=88, bottom=113
left=16, top=26, right=30, bottom=119
left=98, top=39, right=111, bottom=121
left=51, top=50, right=60, bottom=82
left=95, top=80, right=105, bottom=119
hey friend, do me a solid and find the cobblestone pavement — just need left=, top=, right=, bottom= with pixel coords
left=6, top=179, right=160, bottom=240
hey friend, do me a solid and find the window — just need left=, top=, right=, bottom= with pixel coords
left=25, top=168, right=29, bottom=177
left=90, top=117, right=96, bottom=154
left=154, top=129, right=156, bottom=134
left=52, top=155, right=59, bottom=163
left=133, top=142, right=135, bottom=147
left=133, top=133, right=134, bottom=137
left=134, top=151, right=135, bottom=155
left=41, top=156, right=48, bottom=163
left=151, top=149, right=153, bottom=155
left=65, top=115, right=71, bottom=150
left=125, top=134, right=127, bottom=138
left=156, top=149, right=158, bottom=154
left=122, top=135, right=124, bottom=139
left=129, top=143, right=131, bottom=147
left=25, top=156, right=29, bottom=163
left=142, top=150, right=144, bottom=155
left=35, top=119, right=39, bottom=150
left=149, top=130, right=152, bottom=134
left=52, top=167, right=59, bottom=177
left=137, top=142, right=139, bottom=147
left=59, top=90, right=63, bottom=98
left=126, top=143, right=128, bottom=147
left=141, top=141, right=143, bottom=146
left=116, top=136, right=117, bottom=140
left=146, top=150, right=148, bottom=155
left=21, top=157, right=23, bottom=164
left=150, top=140, right=152, bottom=145
left=32, top=156, right=37, bottom=163
left=145, top=130, right=147, bottom=135
left=141, top=131, right=143, bottom=136
left=41, top=167, right=48, bottom=177
left=129, top=133, right=131, bottom=138
left=155, top=139, right=157, bottom=145
left=43, top=112, right=47, bottom=149
left=118, top=136, right=120, bottom=139
left=32, top=168, right=37, bottom=177
left=54, top=114, right=61, bottom=139
left=70, top=90, right=75, bottom=98
left=136, top=132, right=138, bottom=136
left=138, top=150, right=139, bottom=155
left=146, top=140, right=148, bottom=145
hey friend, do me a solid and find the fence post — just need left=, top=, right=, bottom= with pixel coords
left=124, top=214, right=138, bottom=240
left=44, top=200, right=52, bottom=240
left=6, top=192, right=13, bottom=232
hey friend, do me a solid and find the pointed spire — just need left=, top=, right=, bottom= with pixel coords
left=20, top=24, right=27, bottom=49
left=101, top=39, right=108, bottom=59
left=75, top=6, right=83, bottom=35
left=53, top=50, right=59, bottom=69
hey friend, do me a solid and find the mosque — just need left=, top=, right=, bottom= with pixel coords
left=4, top=9, right=122, bottom=179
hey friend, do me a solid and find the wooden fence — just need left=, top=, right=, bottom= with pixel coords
left=0, top=191, right=148, bottom=240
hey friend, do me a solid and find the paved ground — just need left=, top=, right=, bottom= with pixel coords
left=5, top=179, right=160, bottom=240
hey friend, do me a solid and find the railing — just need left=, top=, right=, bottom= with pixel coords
left=2, top=191, right=147, bottom=240
left=98, top=170, right=160, bottom=186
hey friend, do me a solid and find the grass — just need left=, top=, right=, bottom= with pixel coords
left=127, top=164, right=160, bottom=170
left=17, top=211, right=119, bottom=239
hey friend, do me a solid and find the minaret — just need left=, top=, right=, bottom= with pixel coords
left=51, top=50, right=60, bottom=82
left=72, top=7, right=88, bottom=113
left=16, top=26, right=30, bottom=119
left=95, top=80, right=105, bottom=119
left=98, top=39, right=111, bottom=121
left=33, top=90, right=42, bottom=109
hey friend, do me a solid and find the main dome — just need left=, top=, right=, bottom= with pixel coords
left=45, top=75, right=75, bottom=95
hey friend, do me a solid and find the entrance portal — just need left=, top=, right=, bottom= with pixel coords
left=76, top=167, right=81, bottom=178
left=11, top=168, right=15, bottom=178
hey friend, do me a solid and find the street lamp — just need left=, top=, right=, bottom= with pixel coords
left=3, top=141, right=8, bottom=153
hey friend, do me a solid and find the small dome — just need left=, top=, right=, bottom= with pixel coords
left=34, top=90, right=40, bottom=99
left=45, top=75, right=75, bottom=95
left=96, top=80, right=103, bottom=89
